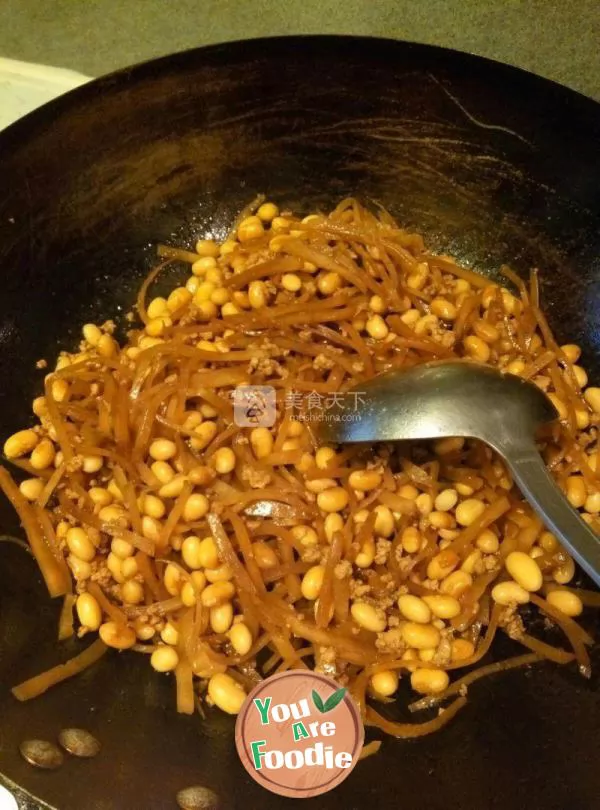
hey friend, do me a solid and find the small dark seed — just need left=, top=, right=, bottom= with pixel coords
left=176, top=785, right=220, bottom=810
left=58, top=728, right=101, bottom=758
left=19, top=740, right=64, bottom=770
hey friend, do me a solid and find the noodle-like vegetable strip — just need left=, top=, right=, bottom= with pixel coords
left=58, top=594, right=76, bottom=641
left=530, top=593, right=592, bottom=676
left=86, top=582, right=128, bottom=625
left=0, top=466, right=70, bottom=597
left=408, top=654, right=541, bottom=713
left=359, top=740, right=382, bottom=760
left=12, top=639, right=108, bottom=701
left=519, top=634, right=575, bottom=664
left=366, top=696, right=468, bottom=738
left=175, top=660, right=195, bottom=715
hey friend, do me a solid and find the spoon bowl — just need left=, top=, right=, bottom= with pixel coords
left=320, top=360, right=600, bottom=587
left=320, top=360, right=558, bottom=450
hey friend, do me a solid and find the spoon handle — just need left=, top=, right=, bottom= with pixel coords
left=506, top=444, right=600, bottom=588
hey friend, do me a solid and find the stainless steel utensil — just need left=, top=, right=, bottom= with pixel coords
left=319, top=361, right=600, bottom=586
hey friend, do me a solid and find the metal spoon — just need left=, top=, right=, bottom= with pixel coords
left=319, top=360, right=600, bottom=587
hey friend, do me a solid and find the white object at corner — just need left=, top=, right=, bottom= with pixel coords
left=0, top=57, right=91, bottom=131
left=0, top=784, right=18, bottom=810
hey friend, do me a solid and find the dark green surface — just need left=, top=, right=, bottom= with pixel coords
left=1, top=0, right=599, bottom=100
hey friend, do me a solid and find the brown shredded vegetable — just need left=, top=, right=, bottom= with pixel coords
left=366, top=696, right=468, bottom=738
left=12, top=639, right=108, bottom=701
left=408, top=653, right=542, bottom=713
left=1, top=198, right=599, bottom=743
left=58, top=593, right=76, bottom=641
left=359, top=740, right=382, bottom=759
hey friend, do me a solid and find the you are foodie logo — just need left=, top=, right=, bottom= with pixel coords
left=235, top=671, right=364, bottom=798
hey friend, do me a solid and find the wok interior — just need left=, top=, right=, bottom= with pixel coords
left=0, top=37, right=599, bottom=810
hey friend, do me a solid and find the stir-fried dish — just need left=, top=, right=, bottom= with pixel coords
left=2, top=198, right=599, bottom=740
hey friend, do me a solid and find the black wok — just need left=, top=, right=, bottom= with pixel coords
left=0, top=36, right=599, bottom=810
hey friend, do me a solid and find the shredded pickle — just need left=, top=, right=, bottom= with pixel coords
left=3, top=199, right=599, bottom=742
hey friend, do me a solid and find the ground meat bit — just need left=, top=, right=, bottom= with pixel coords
left=374, top=539, right=392, bottom=565
left=387, top=615, right=400, bottom=627
left=36, top=358, right=48, bottom=369
left=246, top=354, right=288, bottom=378
left=313, top=354, right=335, bottom=370
left=38, top=415, right=53, bottom=434
left=131, top=609, right=152, bottom=626
left=459, top=683, right=468, bottom=697
left=259, top=338, right=280, bottom=354
left=317, top=661, right=337, bottom=678
left=179, top=312, right=201, bottom=327
left=336, top=671, right=350, bottom=687
left=377, top=593, right=397, bottom=611
left=351, top=361, right=365, bottom=374
left=301, top=547, right=321, bottom=564
left=66, top=455, right=85, bottom=474
left=210, top=500, right=225, bottom=516
left=483, top=555, right=500, bottom=571
left=499, top=605, right=525, bottom=640
left=360, top=590, right=396, bottom=612
left=104, top=583, right=123, bottom=602
left=239, top=464, right=272, bottom=488
left=334, top=560, right=352, bottom=580
left=318, top=646, right=336, bottom=664
left=395, top=555, right=418, bottom=577
left=274, top=362, right=289, bottom=379
left=471, top=557, right=486, bottom=577
left=244, top=249, right=272, bottom=269
left=432, top=634, right=453, bottom=667
left=376, top=627, right=405, bottom=654
left=440, top=332, right=456, bottom=349
left=122, top=600, right=169, bottom=619
left=349, top=580, right=371, bottom=599
left=246, top=355, right=267, bottom=374
left=315, top=646, right=337, bottom=678
left=422, top=577, right=440, bottom=591
left=90, top=566, right=113, bottom=588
